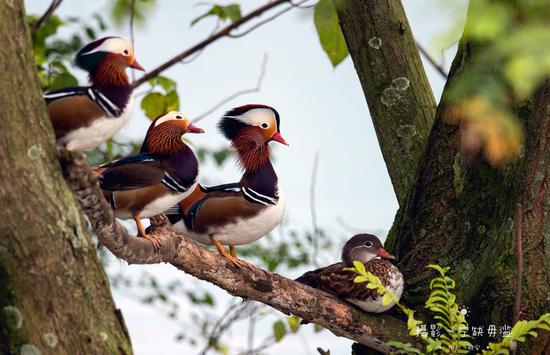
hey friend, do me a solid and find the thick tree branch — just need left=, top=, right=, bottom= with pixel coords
left=132, top=0, right=294, bottom=88
left=337, top=0, right=437, bottom=205
left=58, top=149, right=413, bottom=354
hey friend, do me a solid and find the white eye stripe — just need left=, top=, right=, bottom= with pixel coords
left=81, top=37, right=132, bottom=56
left=154, top=111, right=187, bottom=126
left=234, top=108, right=276, bottom=127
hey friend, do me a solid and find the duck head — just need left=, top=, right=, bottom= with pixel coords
left=218, top=104, right=288, bottom=171
left=141, top=111, right=204, bottom=155
left=342, top=234, right=396, bottom=265
left=75, top=36, right=144, bottom=87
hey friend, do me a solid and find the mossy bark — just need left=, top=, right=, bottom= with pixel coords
left=338, top=0, right=549, bottom=352
left=385, top=22, right=550, bottom=355
left=0, top=1, right=133, bottom=354
left=337, top=0, right=437, bottom=205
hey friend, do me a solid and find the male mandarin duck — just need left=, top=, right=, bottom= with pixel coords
left=99, top=111, right=204, bottom=249
left=44, top=36, right=144, bottom=151
left=296, top=234, right=404, bottom=313
left=164, top=104, right=288, bottom=267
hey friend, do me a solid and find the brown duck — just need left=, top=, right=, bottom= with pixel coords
left=164, top=104, right=288, bottom=267
left=296, top=234, right=404, bottom=313
left=99, top=111, right=204, bottom=249
left=44, top=36, right=143, bottom=151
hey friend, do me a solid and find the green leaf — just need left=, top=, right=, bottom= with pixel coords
left=273, top=320, right=286, bottom=342
left=287, top=315, right=300, bottom=333
left=49, top=72, right=78, bottom=91
left=191, top=4, right=241, bottom=26
left=141, top=92, right=166, bottom=120
left=351, top=260, right=366, bottom=275
left=382, top=292, right=394, bottom=306
left=386, top=341, right=423, bottom=354
left=156, top=76, right=177, bottom=92
left=313, top=0, right=349, bottom=66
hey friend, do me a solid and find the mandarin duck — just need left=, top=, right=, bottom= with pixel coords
left=44, top=36, right=143, bottom=151
left=164, top=105, right=288, bottom=267
left=99, top=111, right=204, bottom=249
left=296, top=234, right=404, bottom=313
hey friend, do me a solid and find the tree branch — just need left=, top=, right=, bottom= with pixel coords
left=415, top=41, right=448, bottom=79
left=132, top=0, right=292, bottom=89
left=192, top=53, right=268, bottom=123
left=31, top=0, right=64, bottom=36
left=57, top=148, right=412, bottom=354
left=337, top=0, right=437, bottom=205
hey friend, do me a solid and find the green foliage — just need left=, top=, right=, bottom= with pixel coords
left=482, top=313, right=550, bottom=355
left=287, top=315, right=301, bottom=333
left=110, top=0, right=158, bottom=27
left=191, top=4, right=242, bottom=26
left=443, top=1, right=550, bottom=165
left=349, top=263, right=549, bottom=354
left=141, top=76, right=180, bottom=120
left=29, top=13, right=107, bottom=90
left=313, top=0, right=349, bottom=66
left=273, top=319, right=286, bottom=342
left=424, top=265, right=472, bottom=353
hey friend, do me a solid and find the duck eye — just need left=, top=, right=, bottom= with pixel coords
left=261, top=123, right=269, bottom=129
left=364, top=241, right=373, bottom=248
left=176, top=115, right=183, bottom=119
left=123, top=49, right=129, bottom=56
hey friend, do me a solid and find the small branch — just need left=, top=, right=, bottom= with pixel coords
left=58, top=148, right=411, bottom=354
left=192, top=53, right=268, bottom=123
left=310, top=152, right=320, bottom=268
left=317, top=348, right=330, bottom=355
left=31, top=0, right=64, bottom=36
left=513, top=203, right=523, bottom=325
left=416, top=41, right=448, bottom=79
left=129, top=0, right=136, bottom=82
left=132, top=0, right=292, bottom=88
left=227, top=1, right=301, bottom=39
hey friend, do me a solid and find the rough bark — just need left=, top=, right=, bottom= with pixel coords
left=0, top=1, right=132, bottom=354
left=385, top=20, right=550, bottom=355
left=338, top=0, right=549, bottom=352
left=58, top=149, right=415, bottom=354
left=337, top=0, right=437, bottom=204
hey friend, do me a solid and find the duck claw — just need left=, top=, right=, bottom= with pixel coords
left=141, top=234, right=161, bottom=251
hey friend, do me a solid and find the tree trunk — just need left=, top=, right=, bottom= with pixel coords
left=0, top=1, right=133, bottom=354
left=387, top=41, right=550, bottom=350
left=338, top=0, right=549, bottom=352
left=337, top=0, right=437, bottom=204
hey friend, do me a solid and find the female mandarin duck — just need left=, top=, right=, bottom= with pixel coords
left=99, top=111, right=204, bottom=250
left=165, top=105, right=288, bottom=267
left=44, top=36, right=143, bottom=151
left=296, top=234, right=404, bottom=313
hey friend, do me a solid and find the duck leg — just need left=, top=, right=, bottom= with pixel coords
left=210, top=238, right=252, bottom=268
left=230, top=245, right=254, bottom=268
left=133, top=215, right=161, bottom=251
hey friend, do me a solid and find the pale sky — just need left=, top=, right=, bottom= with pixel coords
left=25, top=1, right=467, bottom=354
